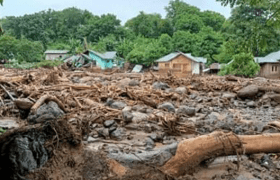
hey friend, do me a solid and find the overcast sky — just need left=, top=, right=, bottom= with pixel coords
left=0, top=0, right=232, bottom=24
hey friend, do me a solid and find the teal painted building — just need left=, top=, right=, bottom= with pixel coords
left=84, top=50, right=117, bottom=70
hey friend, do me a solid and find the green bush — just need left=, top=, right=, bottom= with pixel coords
left=33, top=60, right=64, bottom=68
left=218, top=53, right=260, bottom=77
left=4, top=59, right=63, bottom=69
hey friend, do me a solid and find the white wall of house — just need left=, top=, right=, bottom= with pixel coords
left=46, top=54, right=67, bottom=60
left=192, top=62, right=200, bottom=74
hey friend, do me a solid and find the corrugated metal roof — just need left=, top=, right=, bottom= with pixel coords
left=89, top=50, right=117, bottom=59
left=45, top=50, right=69, bottom=54
left=254, top=50, right=280, bottom=63
left=155, top=52, right=207, bottom=63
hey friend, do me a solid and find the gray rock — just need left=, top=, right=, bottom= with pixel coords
left=237, top=85, right=259, bottom=98
left=110, top=128, right=126, bottom=140
left=108, top=143, right=178, bottom=167
left=247, top=101, right=256, bottom=107
left=176, top=106, right=196, bottom=116
left=145, top=138, right=155, bottom=150
left=105, top=98, right=114, bottom=106
left=190, top=94, right=197, bottom=99
left=209, top=112, right=220, bottom=121
left=152, top=82, right=170, bottom=90
left=165, top=88, right=174, bottom=93
left=158, top=102, right=175, bottom=112
left=222, top=92, right=237, bottom=99
left=143, top=124, right=152, bottom=133
left=132, top=112, right=149, bottom=123
left=175, top=87, right=187, bottom=94
left=129, top=79, right=140, bottom=86
left=122, top=111, right=133, bottom=123
left=103, top=120, right=116, bottom=128
left=27, top=101, right=64, bottom=124
left=110, top=101, right=126, bottom=110
left=97, top=128, right=110, bottom=138
left=109, top=125, right=117, bottom=133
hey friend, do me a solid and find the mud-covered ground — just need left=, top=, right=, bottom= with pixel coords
left=1, top=67, right=280, bottom=180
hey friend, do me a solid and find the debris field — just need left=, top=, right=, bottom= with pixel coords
left=1, top=67, right=280, bottom=180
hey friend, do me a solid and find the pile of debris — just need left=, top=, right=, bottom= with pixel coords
left=1, top=67, right=280, bottom=180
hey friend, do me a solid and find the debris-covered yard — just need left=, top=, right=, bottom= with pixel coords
left=1, top=67, right=280, bottom=180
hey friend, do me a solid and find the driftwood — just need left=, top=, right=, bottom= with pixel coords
left=14, top=98, right=35, bottom=110
left=0, top=84, right=15, bottom=101
left=161, top=131, right=280, bottom=177
left=31, top=95, right=67, bottom=113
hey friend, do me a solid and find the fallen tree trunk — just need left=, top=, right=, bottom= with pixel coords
left=161, top=131, right=280, bottom=177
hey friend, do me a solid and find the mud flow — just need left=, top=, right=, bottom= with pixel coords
left=1, top=67, right=280, bottom=180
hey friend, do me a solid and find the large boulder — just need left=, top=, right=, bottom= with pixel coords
left=237, top=85, right=259, bottom=98
left=27, top=101, right=64, bottom=124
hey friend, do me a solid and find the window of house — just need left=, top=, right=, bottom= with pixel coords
left=173, top=64, right=181, bottom=69
left=272, top=65, right=278, bottom=72
left=165, top=63, right=169, bottom=68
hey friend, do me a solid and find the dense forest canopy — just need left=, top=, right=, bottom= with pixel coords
left=0, top=0, right=280, bottom=66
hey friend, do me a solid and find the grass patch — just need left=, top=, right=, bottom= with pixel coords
left=0, top=127, right=6, bottom=135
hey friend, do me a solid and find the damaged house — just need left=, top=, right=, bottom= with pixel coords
left=84, top=50, right=118, bottom=70
left=45, top=50, right=69, bottom=60
left=255, top=51, right=280, bottom=78
left=156, top=52, right=207, bottom=77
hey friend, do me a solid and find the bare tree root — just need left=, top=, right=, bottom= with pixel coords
left=31, top=95, right=67, bottom=113
left=161, top=131, right=280, bottom=177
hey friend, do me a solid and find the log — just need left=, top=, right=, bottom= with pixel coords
left=14, top=98, right=35, bottom=110
left=31, top=95, right=67, bottom=113
left=161, top=131, right=280, bottom=177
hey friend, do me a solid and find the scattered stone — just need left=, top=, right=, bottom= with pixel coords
left=129, top=79, right=140, bottom=86
left=152, top=82, right=170, bottom=90
left=222, top=92, right=237, bottom=99
left=176, top=106, right=196, bottom=116
left=105, top=98, right=114, bottom=106
left=103, top=120, right=116, bottom=128
left=158, top=102, right=175, bottom=112
left=109, top=126, right=117, bottom=133
left=145, top=138, right=155, bottom=150
left=190, top=94, right=197, bottom=99
left=110, top=128, right=126, bottom=141
left=143, top=124, right=152, bottom=133
left=175, top=87, right=187, bottom=94
left=209, top=112, right=220, bottom=121
left=132, top=112, right=149, bottom=123
left=97, top=128, right=110, bottom=139
left=247, top=101, right=256, bottom=108
left=122, top=111, right=133, bottom=123
left=237, top=85, right=259, bottom=98
left=110, top=101, right=126, bottom=110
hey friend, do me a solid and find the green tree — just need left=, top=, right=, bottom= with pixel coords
left=0, top=35, right=18, bottom=60
left=125, top=12, right=172, bottom=38
left=172, top=31, right=198, bottom=53
left=174, top=13, right=204, bottom=33
left=16, top=38, right=44, bottom=63
left=0, top=0, right=3, bottom=5
left=166, top=0, right=200, bottom=24
left=192, top=27, right=224, bottom=63
left=219, top=52, right=260, bottom=77
left=200, top=11, right=226, bottom=31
